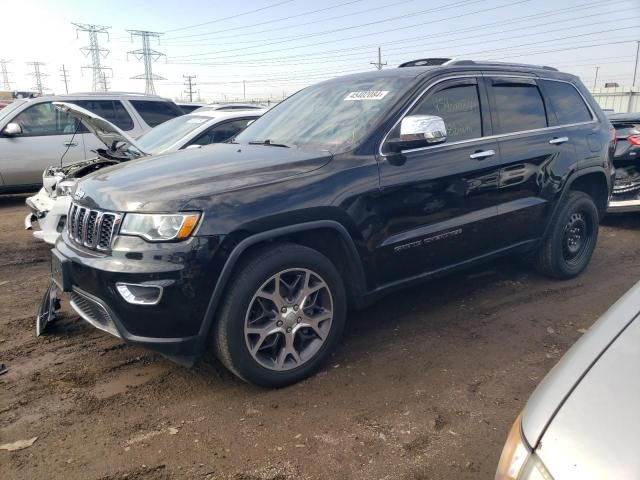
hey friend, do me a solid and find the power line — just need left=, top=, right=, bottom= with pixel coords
left=127, top=30, right=166, bottom=95
left=164, top=0, right=297, bottom=33
left=163, top=0, right=411, bottom=44
left=27, top=62, right=48, bottom=95
left=170, top=9, right=636, bottom=66
left=0, top=59, right=11, bottom=90
left=73, top=23, right=112, bottom=92
left=170, top=0, right=490, bottom=59
left=60, top=65, right=70, bottom=94
left=183, top=75, right=196, bottom=102
left=370, top=47, right=387, bottom=70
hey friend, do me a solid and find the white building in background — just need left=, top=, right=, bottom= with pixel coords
left=589, top=86, right=639, bottom=113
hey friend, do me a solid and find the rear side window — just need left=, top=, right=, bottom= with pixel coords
left=409, top=84, right=482, bottom=143
left=540, top=80, right=592, bottom=125
left=130, top=100, right=184, bottom=127
left=69, top=100, right=134, bottom=131
left=490, top=82, right=547, bottom=134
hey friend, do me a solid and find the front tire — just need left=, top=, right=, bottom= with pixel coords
left=213, top=243, right=346, bottom=387
left=534, top=191, right=599, bottom=279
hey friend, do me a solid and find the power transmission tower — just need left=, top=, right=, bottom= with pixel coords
left=60, top=65, right=70, bottom=94
left=127, top=30, right=165, bottom=95
left=183, top=75, right=196, bottom=102
left=73, top=23, right=112, bottom=92
left=370, top=47, right=387, bottom=70
left=1, top=59, right=11, bottom=91
left=27, top=62, right=48, bottom=95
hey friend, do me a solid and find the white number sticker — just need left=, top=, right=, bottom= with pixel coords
left=344, top=90, right=389, bottom=101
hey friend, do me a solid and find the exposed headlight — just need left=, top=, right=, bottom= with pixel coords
left=495, top=413, right=554, bottom=480
left=55, top=180, right=77, bottom=197
left=120, top=213, right=200, bottom=241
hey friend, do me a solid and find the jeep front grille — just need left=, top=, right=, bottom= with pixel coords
left=67, top=201, right=123, bottom=251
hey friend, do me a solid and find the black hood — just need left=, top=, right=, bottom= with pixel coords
left=73, top=143, right=333, bottom=212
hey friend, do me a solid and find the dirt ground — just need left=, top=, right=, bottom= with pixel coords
left=1, top=193, right=639, bottom=480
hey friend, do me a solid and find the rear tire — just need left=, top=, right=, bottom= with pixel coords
left=213, top=243, right=346, bottom=387
left=534, top=191, right=599, bottom=279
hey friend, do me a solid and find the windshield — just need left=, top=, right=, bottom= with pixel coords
left=137, top=114, right=211, bottom=153
left=235, top=76, right=413, bottom=153
left=0, top=99, right=27, bottom=123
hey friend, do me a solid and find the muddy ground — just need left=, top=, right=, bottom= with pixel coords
left=1, top=193, right=639, bottom=480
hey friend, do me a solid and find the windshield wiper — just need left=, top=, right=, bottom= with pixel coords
left=248, top=139, right=291, bottom=148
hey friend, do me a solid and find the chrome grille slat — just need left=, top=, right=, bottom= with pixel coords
left=67, top=201, right=122, bottom=251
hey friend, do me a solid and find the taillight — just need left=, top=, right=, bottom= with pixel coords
left=628, top=135, right=640, bottom=146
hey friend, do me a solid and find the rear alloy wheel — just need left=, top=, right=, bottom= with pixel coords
left=534, top=191, right=599, bottom=279
left=213, top=244, right=346, bottom=387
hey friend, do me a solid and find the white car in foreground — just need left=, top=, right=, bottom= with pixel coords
left=26, top=102, right=265, bottom=244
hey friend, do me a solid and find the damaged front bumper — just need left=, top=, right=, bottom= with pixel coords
left=25, top=188, right=71, bottom=244
left=608, top=166, right=640, bottom=213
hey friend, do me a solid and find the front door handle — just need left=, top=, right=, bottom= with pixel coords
left=470, top=149, right=496, bottom=160
left=549, top=136, right=569, bottom=145
left=64, top=141, right=78, bottom=147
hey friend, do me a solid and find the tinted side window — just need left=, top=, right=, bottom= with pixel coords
left=190, top=118, right=255, bottom=146
left=70, top=100, right=134, bottom=131
left=540, top=80, right=592, bottom=125
left=130, top=100, right=184, bottom=127
left=10, top=102, right=77, bottom=136
left=410, top=84, right=482, bottom=143
left=491, top=83, right=547, bottom=134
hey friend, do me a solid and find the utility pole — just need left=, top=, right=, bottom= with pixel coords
left=27, top=62, right=47, bottom=95
left=632, top=40, right=639, bottom=87
left=0, top=59, right=11, bottom=91
left=73, top=23, right=112, bottom=92
left=183, top=75, right=196, bottom=102
left=370, top=47, right=387, bottom=70
left=60, top=65, right=70, bottom=94
left=593, top=66, right=600, bottom=90
left=127, top=30, right=165, bottom=95
left=243, top=80, right=246, bottom=101
left=101, top=71, right=110, bottom=91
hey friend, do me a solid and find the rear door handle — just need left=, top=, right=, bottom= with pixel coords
left=470, top=149, right=496, bottom=160
left=549, top=136, right=569, bottom=145
left=64, top=141, right=78, bottom=147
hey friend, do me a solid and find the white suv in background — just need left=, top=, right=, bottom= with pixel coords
left=0, top=92, right=184, bottom=193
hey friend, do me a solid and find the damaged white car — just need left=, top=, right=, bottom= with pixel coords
left=25, top=102, right=264, bottom=244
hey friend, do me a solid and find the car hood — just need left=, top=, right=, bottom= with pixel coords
left=73, top=143, right=333, bottom=212
left=522, top=281, right=640, bottom=477
left=53, top=102, right=147, bottom=156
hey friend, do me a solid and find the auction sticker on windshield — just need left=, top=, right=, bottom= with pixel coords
left=344, top=90, right=389, bottom=101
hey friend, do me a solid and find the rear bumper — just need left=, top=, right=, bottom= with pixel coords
left=608, top=198, right=640, bottom=213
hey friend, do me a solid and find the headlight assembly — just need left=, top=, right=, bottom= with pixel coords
left=495, top=413, right=554, bottom=480
left=55, top=180, right=77, bottom=197
left=120, top=213, right=200, bottom=241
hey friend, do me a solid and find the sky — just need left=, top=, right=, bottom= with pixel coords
left=1, top=0, right=638, bottom=102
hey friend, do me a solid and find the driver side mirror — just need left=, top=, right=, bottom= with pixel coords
left=2, top=122, right=22, bottom=137
left=386, top=115, right=447, bottom=152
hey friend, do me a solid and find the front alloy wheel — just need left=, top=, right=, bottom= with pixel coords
left=245, top=268, right=333, bottom=371
left=213, top=243, right=346, bottom=387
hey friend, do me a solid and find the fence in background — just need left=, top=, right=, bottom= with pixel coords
left=589, top=86, right=639, bottom=113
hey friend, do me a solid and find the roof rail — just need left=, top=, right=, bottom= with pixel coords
left=398, top=58, right=558, bottom=71
left=446, top=60, right=559, bottom=71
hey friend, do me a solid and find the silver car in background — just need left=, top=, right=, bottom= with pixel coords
left=496, top=281, right=640, bottom=479
left=0, top=92, right=184, bottom=193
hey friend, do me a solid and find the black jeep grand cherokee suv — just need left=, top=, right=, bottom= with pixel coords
left=44, top=60, right=615, bottom=387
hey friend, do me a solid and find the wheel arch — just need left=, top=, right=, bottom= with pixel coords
left=195, top=220, right=367, bottom=355
left=566, top=168, right=611, bottom=219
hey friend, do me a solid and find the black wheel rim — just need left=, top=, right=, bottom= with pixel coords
left=562, top=211, right=591, bottom=264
